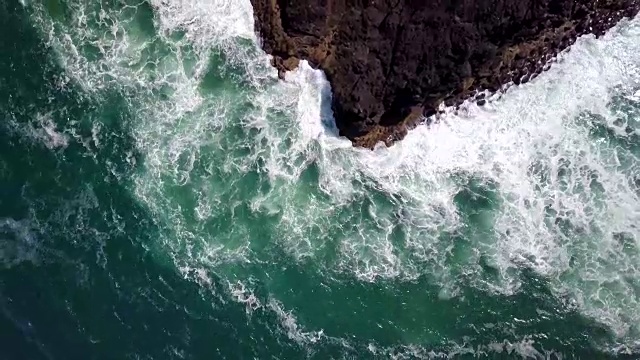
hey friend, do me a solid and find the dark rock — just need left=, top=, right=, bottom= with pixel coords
left=250, top=0, right=640, bottom=148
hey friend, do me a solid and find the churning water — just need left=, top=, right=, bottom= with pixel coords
left=1, top=0, right=640, bottom=358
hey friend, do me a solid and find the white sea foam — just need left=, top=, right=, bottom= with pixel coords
left=267, top=298, right=325, bottom=344
left=6, top=113, right=70, bottom=150
left=264, top=292, right=561, bottom=359
left=380, top=339, right=555, bottom=359
left=228, top=280, right=262, bottom=314
left=256, top=17, right=640, bottom=342
left=32, top=0, right=640, bottom=348
left=154, top=3, right=640, bottom=342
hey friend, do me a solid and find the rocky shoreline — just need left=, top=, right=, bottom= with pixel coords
left=250, top=0, right=640, bottom=148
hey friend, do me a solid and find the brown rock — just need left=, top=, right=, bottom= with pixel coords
left=250, top=0, right=640, bottom=148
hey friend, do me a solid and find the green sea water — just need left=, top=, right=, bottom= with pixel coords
left=1, top=0, right=640, bottom=358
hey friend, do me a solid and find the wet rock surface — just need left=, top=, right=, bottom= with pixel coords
left=250, top=0, right=640, bottom=148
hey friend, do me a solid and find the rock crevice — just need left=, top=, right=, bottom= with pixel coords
left=250, top=0, right=640, bottom=148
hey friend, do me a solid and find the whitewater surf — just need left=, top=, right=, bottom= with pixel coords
left=0, top=0, right=639, bottom=357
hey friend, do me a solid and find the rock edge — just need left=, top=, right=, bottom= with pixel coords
left=250, top=0, right=640, bottom=148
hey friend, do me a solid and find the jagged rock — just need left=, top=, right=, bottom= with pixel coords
left=250, top=0, right=640, bottom=148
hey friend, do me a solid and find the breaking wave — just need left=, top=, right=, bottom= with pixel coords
left=24, top=0, right=640, bottom=354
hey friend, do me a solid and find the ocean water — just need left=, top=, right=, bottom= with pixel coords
left=1, top=0, right=640, bottom=358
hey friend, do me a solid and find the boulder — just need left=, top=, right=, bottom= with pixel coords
left=250, top=0, right=640, bottom=147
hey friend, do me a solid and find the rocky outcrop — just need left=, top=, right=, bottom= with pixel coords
left=250, top=0, right=640, bottom=148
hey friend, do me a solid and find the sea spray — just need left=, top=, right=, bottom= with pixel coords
left=4, top=0, right=640, bottom=356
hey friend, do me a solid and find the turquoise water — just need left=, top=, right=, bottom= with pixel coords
left=1, top=0, right=640, bottom=358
